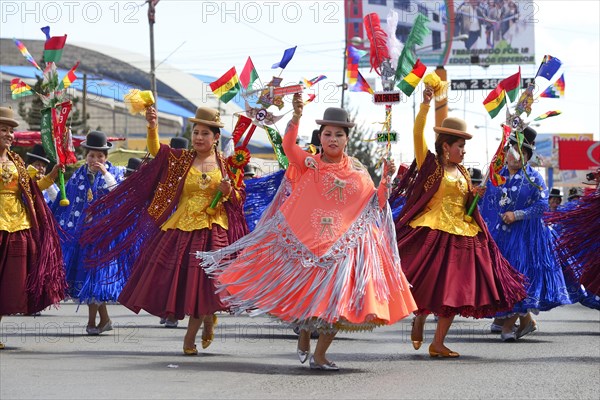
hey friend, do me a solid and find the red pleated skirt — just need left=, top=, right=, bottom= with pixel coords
left=0, top=229, right=49, bottom=315
left=397, top=226, right=526, bottom=318
left=118, top=226, right=229, bottom=319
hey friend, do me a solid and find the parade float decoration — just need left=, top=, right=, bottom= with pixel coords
left=11, top=27, right=80, bottom=206
left=465, top=55, right=564, bottom=221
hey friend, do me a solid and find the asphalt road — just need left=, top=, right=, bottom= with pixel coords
left=1, top=303, right=598, bottom=399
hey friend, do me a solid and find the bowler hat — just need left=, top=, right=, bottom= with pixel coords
left=126, top=157, right=143, bottom=172
left=315, top=108, right=355, bottom=128
left=170, top=137, right=189, bottom=149
left=549, top=188, right=562, bottom=199
left=567, top=187, right=583, bottom=201
left=509, top=126, right=537, bottom=150
left=81, top=130, right=112, bottom=150
left=433, top=117, right=472, bottom=139
left=243, top=164, right=256, bottom=177
left=188, top=107, right=224, bottom=128
left=468, top=167, right=483, bottom=185
left=26, top=144, right=51, bottom=164
left=0, top=106, right=19, bottom=127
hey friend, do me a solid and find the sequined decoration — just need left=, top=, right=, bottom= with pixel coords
left=198, top=172, right=212, bottom=190
left=87, top=188, right=94, bottom=202
left=148, top=150, right=195, bottom=220
left=311, top=209, right=343, bottom=241
left=0, top=161, right=12, bottom=184
left=322, top=173, right=357, bottom=204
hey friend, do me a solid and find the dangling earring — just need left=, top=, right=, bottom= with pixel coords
left=444, top=151, right=449, bottom=163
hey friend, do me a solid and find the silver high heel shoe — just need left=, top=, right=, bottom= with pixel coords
left=309, top=356, right=339, bottom=371
left=297, top=348, right=309, bottom=364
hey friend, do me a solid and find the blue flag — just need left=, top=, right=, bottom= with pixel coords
left=271, top=46, right=297, bottom=69
left=535, top=55, right=562, bottom=80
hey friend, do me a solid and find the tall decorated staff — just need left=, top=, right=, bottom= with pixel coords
left=11, top=27, right=79, bottom=206
left=465, top=55, right=566, bottom=218
left=359, top=11, right=431, bottom=165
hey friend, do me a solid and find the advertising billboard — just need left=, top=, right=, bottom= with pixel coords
left=351, top=0, right=536, bottom=67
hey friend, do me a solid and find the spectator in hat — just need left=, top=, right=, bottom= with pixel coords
left=567, top=187, right=583, bottom=202
left=391, top=87, right=525, bottom=358
left=197, top=93, right=417, bottom=370
left=243, top=164, right=257, bottom=180
left=548, top=188, right=562, bottom=212
left=480, top=126, right=571, bottom=341
left=80, top=106, right=248, bottom=355
left=0, top=106, right=66, bottom=350
left=170, top=136, right=189, bottom=150
left=26, top=144, right=60, bottom=203
left=467, top=167, right=483, bottom=187
left=51, top=130, right=126, bottom=336
left=124, top=157, right=143, bottom=179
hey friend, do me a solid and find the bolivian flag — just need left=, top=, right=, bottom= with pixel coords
left=10, top=78, right=35, bottom=99
left=398, top=59, right=426, bottom=96
left=210, top=67, right=241, bottom=104
left=483, top=84, right=506, bottom=119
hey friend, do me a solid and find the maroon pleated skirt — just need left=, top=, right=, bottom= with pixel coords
left=0, top=229, right=47, bottom=315
left=397, top=226, right=526, bottom=318
left=118, top=226, right=229, bottom=319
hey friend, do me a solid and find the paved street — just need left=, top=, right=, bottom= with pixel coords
left=1, top=303, right=598, bottom=399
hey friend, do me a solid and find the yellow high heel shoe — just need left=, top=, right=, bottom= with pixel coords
left=201, top=315, right=218, bottom=349
left=428, top=344, right=459, bottom=358
left=411, top=318, right=423, bottom=350
left=183, top=344, right=198, bottom=356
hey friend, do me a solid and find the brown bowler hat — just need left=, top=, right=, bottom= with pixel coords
left=315, top=107, right=355, bottom=128
left=188, top=107, right=224, bottom=128
left=433, top=117, right=472, bottom=139
left=0, top=106, right=19, bottom=128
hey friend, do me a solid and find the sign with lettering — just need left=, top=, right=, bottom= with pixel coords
left=450, top=78, right=534, bottom=91
left=377, top=131, right=397, bottom=143
left=372, top=91, right=401, bottom=104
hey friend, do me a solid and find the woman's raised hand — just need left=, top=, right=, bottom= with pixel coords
left=146, top=106, right=157, bottom=128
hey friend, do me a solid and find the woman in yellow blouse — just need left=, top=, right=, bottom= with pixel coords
left=390, top=88, right=526, bottom=357
left=0, top=106, right=66, bottom=350
left=80, top=106, right=248, bottom=355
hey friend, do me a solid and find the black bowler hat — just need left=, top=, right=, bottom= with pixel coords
left=468, top=167, right=483, bottom=186
left=170, top=137, right=189, bottom=149
left=26, top=144, right=51, bottom=165
left=549, top=188, right=562, bottom=199
left=126, top=157, right=143, bottom=172
left=568, top=187, right=583, bottom=201
left=243, top=164, right=256, bottom=178
left=509, top=126, right=537, bottom=150
left=81, top=130, right=112, bottom=150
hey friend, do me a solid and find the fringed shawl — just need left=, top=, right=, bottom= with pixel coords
left=7, top=151, right=66, bottom=306
left=80, top=144, right=248, bottom=271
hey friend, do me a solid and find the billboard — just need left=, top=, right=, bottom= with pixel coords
left=351, top=0, right=536, bottom=67
left=558, top=140, right=600, bottom=170
left=534, top=133, right=594, bottom=168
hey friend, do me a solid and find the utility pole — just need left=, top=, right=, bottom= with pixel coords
left=82, top=73, right=87, bottom=132
left=147, top=0, right=159, bottom=107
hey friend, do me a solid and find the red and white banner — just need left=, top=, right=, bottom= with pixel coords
left=558, top=140, right=600, bottom=170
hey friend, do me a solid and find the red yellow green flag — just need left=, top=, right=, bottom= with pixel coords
left=209, top=67, right=241, bottom=104
left=483, top=84, right=506, bottom=118
left=489, top=125, right=512, bottom=186
left=500, top=67, right=521, bottom=102
left=58, top=61, right=80, bottom=91
left=10, top=78, right=35, bottom=99
left=398, top=59, right=426, bottom=96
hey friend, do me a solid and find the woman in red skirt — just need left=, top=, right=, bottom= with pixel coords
left=390, top=87, right=526, bottom=357
left=0, top=106, right=66, bottom=349
left=81, top=106, right=248, bottom=355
